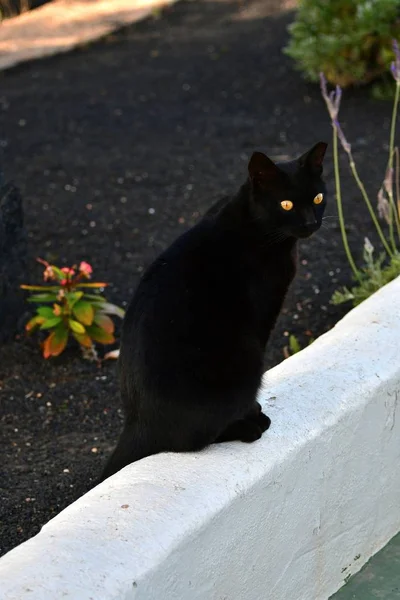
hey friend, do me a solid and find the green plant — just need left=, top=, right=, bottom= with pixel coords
left=289, top=334, right=302, bottom=355
left=283, top=334, right=314, bottom=358
left=21, top=259, right=125, bottom=359
left=332, top=238, right=400, bottom=305
left=320, top=39, right=400, bottom=307
left=284, top=0, right=400, bottom=87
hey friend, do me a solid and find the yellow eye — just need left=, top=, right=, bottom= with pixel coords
left=280, top=200, right=293, bottom=211
left=313, top=193, right=324, bottom=205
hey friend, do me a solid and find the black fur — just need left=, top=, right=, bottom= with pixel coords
left=100, top=142, right=328, bottom=481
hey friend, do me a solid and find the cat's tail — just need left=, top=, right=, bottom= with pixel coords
left=98, top=422, right=158, bottom=484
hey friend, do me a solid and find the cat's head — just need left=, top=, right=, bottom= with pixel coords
left=248, top=142, right=328, bottom=239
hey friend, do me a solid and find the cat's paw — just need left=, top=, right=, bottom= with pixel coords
left=215, top=414, right=268, bottom=444
left=256, top=411, right=271, bottom=433
left=239, top=419, right=263, bottom=443
left=247, top=405, right=271, bottom=432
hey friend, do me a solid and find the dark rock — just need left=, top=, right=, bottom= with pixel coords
left=0, top=173, right=27, bottom=344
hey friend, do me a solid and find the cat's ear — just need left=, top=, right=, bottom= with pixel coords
left=298, top=142, right=328, bottom=175
left=248, top=152, right=281, bottom=186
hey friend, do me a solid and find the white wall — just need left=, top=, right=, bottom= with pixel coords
left=2, top=277, right=400, bottom=600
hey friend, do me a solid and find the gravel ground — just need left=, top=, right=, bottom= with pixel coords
left=0, top=0, right=394, bottom=557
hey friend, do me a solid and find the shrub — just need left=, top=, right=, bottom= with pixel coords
left=21, top=259, right=125, bottom=359
left=285, top=0, right=400, bottom=87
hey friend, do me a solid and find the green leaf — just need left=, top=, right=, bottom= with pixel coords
left=331, top=287, right=355, bottom=305
left=43, top=324, right=69, bottom=358
left=82, top=293, right=107, bottom=303
left=76, top=282, right=108, bottom=288
left=289, top=335, right=301, bottom=355
left=37, top=306, right=56, bottom=319
left=97, top=302, right=125, bottom=319
left=21, top=285, right=60, bottom=291
left=94, top=313, right=115, bottom=334
left=27, top=293, right=58, bottom=303
left=85, top=324, right=115, bottom=345
left=40, top=317, right=63, bottom=330
left=73, top=300, right=94, bottom=326
left=25, top=315, right=46, bottom=332
left=72, top=331, right=94, bottom=348
left=65, top=291, right=84, bottom=308
left=68, top=319, right=86, bottom=334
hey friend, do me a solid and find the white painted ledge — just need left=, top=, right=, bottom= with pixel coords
left=2, top=277, right=400, bottom=600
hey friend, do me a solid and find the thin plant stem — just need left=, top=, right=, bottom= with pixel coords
left=389, top=202, right=397, bottom=249
left=333, top=127, right=360, bottom=280
left=389, top=82, right=400, bottom=171
left=387, top=81, right=400, bottom=243
left=386, top=192, right=400, bottom=249
left=348, top=158, right=394, bottom=257
left=395, top=147, right=400, bottom=218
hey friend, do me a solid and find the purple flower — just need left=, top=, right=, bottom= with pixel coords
left=391, top=39, right=400, bottom=83
left=377, top=167, right=394, bottom=225
left=320, top=72, right=342, bottom=120
left=377, top=187, right=390, bottom=224
left=320, top=73, right=351, bottom=154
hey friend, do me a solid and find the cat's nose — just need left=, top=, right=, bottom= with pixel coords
left=295, top=221, right=319, bottom=238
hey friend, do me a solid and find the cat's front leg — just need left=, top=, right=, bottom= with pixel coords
left=215, top=418, right=263, bottom=444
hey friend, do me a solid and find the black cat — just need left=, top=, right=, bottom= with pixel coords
left=100, top=142, right=327, bottom=481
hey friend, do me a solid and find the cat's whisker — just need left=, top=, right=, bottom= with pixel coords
left=263, top=231, right=288, bottom=248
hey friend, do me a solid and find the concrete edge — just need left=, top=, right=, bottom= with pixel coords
left=0, top=0, right=179, bottom=71
left=1, top=277, right=400, bottom=600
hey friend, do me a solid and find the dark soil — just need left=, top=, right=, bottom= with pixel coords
left=0, top=0, right=394, bottom=557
